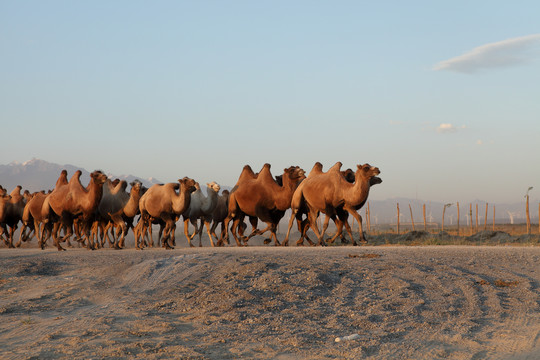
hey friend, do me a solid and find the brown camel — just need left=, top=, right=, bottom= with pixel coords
left=16, top=191, right=54, bottom=248
left=138, top=177, right=196, bottom=249
left=219, top=164, right=305, bottom=246
left=0, top=186, right=31, bottom=248
left=317, top=174, right=383, bottom=244
left=285, top=163, right=380, bottom=246
left=282, top=162, right=344, bottom=246
left=46, top=170, right=108, bottom=250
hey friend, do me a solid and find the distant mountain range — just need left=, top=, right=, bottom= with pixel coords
left=0, top=158, right=161, bottom=192
left=0, top=159, right=535, bottom=225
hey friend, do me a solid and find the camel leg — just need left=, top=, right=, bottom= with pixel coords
left=204, top=219, right=215, bottom=247
left=339, top=212, right=353, bottom=244
left=270, top=225, right=281, bottom=246
left=197, top=219, right=205, bottom=247
left=298, top=218, right=316, bottom=246
left=283, top=209, right=298, bottom=246
left=189, top=218, right=203, bottom=247
left=210, top=220, right=219, bottom=244
left=161, top=216, right=175, bottom=250
left=15, top=223, right=28, bottom=248
left=52, top=222, right=66, bottom=251
left=231, top=218, right=242, bottom=246
left=343, top=206, right=366, bottom=245
left=307, top=208, right=326, bottom=246
left=184, top=219, right=195, bottom=247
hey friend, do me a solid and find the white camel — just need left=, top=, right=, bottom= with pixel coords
left=182, top=181, right=221, bottom=247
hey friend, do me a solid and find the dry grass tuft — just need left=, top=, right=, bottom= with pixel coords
left=476, top=279, right=519, bottom=287
left=348, top=253, right=381, bottom=259
left=494, top=279, right=519, bottom=288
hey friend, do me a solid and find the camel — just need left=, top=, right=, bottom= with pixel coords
left=282, top=162, right=344, bottom=246
left=0, top=194, right=12, bottom=245
left=317, top=174, right=383, bottom=245
left=0, top=186, right=31, bottom=248
left=181, top=181, right=221, bottom=247
left=16, top=191, right=54, bottom=248
left=219, top=164, right=305, bottom=246
left=45, top=170, right=108, bottom=250
left=285, top=163, right=380, bottom=246
left=107, top=180, right=145, bottom=248
left=138, top=177, right=196, bottom=249
left=94, top=179, right=131, bottom=248
left=206, top=189, right=230, bottom=242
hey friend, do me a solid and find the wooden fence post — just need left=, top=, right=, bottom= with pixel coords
left=409, top=204, right=415, bottom=231
left=423, top=204, right=426, bottom=232
left=526, top=195, right=531, bottom=235
left=457, top=202, right=460, bottom=236
left=469, top=204, right=473, bottom=235
left=475, top=204, right=479, bottom=233
left=484, top=203, right=488, bottom=231
left=397, top=203, right=400, bottom=234
left=366, top=202, right=371, bottom=234
left=493, top=205, right=496, bottom=231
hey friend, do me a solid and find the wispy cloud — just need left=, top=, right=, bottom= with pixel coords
left=437, top=123, right=465, bottom=133
left=433, top=34, right=540, bottom=73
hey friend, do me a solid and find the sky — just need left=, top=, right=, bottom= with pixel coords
left=1, top=1, right=539, bottom=204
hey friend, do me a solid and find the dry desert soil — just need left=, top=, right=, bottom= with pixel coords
left=1, top=243, right=539, bottom=359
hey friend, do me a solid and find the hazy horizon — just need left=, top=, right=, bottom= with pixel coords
left=2, top=1, right=539, bottom=204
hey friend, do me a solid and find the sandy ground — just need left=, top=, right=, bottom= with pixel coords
left=1, top=241, right=539, bottom=359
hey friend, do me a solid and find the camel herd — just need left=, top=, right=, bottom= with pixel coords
left=0, top=162, right=381, bottom=250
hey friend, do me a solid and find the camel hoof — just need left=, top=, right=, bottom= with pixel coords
left=263, top=238, right=271, bottom=245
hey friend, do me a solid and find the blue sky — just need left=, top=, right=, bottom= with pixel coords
left=1, top=1, right=539, bottom=203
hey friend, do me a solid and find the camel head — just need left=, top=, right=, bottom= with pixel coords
left=178, top=177, right=197, bottom=194
left=286, top=166, right=306, bottom=182
left=130, top=180, right=142, bottom=192
left=207, top=181, right=220, bottom=193
left=90, top=170, right=108, bottom=185
left=370, top=176, right=383, bottom=186
left=356, top=164, right=381, bottom=180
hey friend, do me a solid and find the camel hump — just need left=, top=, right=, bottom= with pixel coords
left=309, top=162, right=324, bottom=176
left=55, top=170, right=69, bottom=188
left=257, top=163, right=274, bottom=183
left=329, top=162, right=343, bottom=172
left=237, top=165, right=258, bottom=184
left=10, top=185, right=22, bottom=197
left=70, top=170, right=82, bottom=182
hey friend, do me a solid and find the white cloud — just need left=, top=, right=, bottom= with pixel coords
left=433, top=34, right=540, bottom=73
left=437, top=123, right=457, bottom=133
